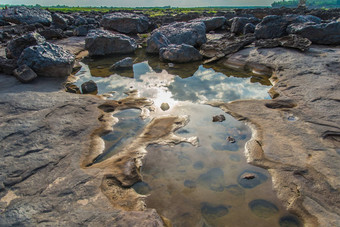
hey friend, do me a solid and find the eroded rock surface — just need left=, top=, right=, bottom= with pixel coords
left=0, top=75, right=166, bottom=226
left=159, top=44, right=202, bottom=63
left=0, top=6, right=52, bottom=25
left=215, top=46, right=340, bottom=227
left=101, top=12, right=149, bottom=34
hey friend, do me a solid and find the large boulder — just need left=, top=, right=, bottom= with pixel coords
left=52, top=13, right=68, bottom=30
left=151, top=22, right=206, bottom=47
left=85, top=29, right=137, bottom=56
left=159, top=44, right=202, bottom=63
left=255, top=34, right=312, bottom=51
left=1, top=6, right=52, bottom=25
left=287, top=22, right=340, bottom=45
left=74, top=24, right=96, bottom=36
left=189, top=17, right=226, bottom=31
left=255, top=14, right=321, bottom=39
left=146, top=31, right=171, bottom=54
left=110, top=57, right=133, bottom=70
left=0, top=56, right=16, bottom=75
left=243, top=23, right=256, bottom=34
left=231, top=17, right=260, bottom=34
left=17, top=42, right=75, bottom=77
left=6, top=32, right=46, bottom=59
left=101, top=12, right=149, bottom=34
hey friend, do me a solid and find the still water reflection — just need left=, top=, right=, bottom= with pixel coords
left=74, top=50, right=301, bottom=227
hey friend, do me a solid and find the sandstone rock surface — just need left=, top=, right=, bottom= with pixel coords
left=217, top=45, right=340, bottom=227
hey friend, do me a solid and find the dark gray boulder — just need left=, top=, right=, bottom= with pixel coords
left=159, top=44, right=202, bottom=63
left=146, top=31, right=171, bottom=54
left=13, top=64, right=38, bottom=83
left=243, top=23, right=256, bottom=34
left=38, top=28, right=64, bottom=40
left=255, top=14, right=322, bottom=39
left=287, top=22, right=340, bottom=45
left=52, top=13, right=68, bottom=30
left=81, top=80, right=98, bottom=94
left=74, top=16, right=87, bottom=26
left=85, top=29, right=137, bottom=56
left=74, top=25, right=96, bottom=36
left=101, top=12, right=149, bottom=34
left=17, top=42, right=75, bottom=77
left=1, top=6, right=52, bottom=25
left=255, top=34, right=312, bottom=51
left=189, top=17, right=226, bottom=31
left=153, top=22, right=206, bottom=47
left=110, top=57, right=133, bottom=70
left=6, top=32, right=46, bottom=59
left=231, top=17, right=260, bottom=34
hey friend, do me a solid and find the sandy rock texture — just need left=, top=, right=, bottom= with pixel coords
left=0, top=75, right=165, bottom=226
left=215, top=45, right=340, bottom=227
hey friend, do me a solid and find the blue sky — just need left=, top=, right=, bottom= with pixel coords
left=2, top=0, right=275, bottom=7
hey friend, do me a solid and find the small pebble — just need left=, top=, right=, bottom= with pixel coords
left=227, top=136, right=236, bottom=143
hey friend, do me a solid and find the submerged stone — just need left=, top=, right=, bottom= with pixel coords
left=160, top=102, right=170, bottom=111
left=229, top=154, right=241, bottom=162
left=132, top=181, right=151, bottom=195
left=249, top=199, right=279, bottom=218
left=279, top=215, right=302, bottom=227
left=201, top=202, right=229, bottom=220
left=197, top=168, right=225, bottom=192
left=184, top=180, right=196, bottom=189
left=193, top=161, right=204, bottom=170
left=237, top=170, right=268, bottom=189
left=81, top=80, right=98, bottom=94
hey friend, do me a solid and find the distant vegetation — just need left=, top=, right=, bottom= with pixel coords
left=0, top=4, right=269, bottom=16
left=272, top=0, right=340, bottom=8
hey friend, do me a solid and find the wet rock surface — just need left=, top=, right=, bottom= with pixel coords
left=17, top=42, right=75, bottom=77
left=85, top=29, right=137, bottom=56
left=217, top=45, right=340, bottom=226
left=0, top=75, right=164, bottom=226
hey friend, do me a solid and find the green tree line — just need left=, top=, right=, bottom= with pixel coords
left=272, top=0, right=340, bottom=7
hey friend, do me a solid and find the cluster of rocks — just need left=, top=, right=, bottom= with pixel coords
left=1, top=6, right=339, bottom=69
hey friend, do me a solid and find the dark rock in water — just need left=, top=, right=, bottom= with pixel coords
left=231, top=17, right=260, bottom=34
left=200, top=33, right=255, bottom=63
left=1, top=6, right=52, bottom=25
left=85, top=29, right=137, bottom=56
left=255, top=14, right=321, bottom=39
left=255, top=34, right=311, bottom=52
left=248, top=199, right=279, bottom=218
left=237, top=170, right=268, bottom=189
left=132, top=181, right=151, bottom=195
left=13, top=65, right=37, bottom=83
left=18, top=42, right=75, bottom=77
left=146, top=31, right=171, bottom=54
left=110, top=57, right=133, bottom=70
left=6, top=32, right=45, bottom=59
left=160, top=103, right=170, bottom=111
left=64, top=83, right=80, bottom=94
left=101, top=12, right=149, bottom=34
left=287, top=22, right=340, bottom=45
left=201, top=202, right=229, bottom=220
left=226, top=136, right=236, bottom=143
left=197, top=168, right=225, bottom=192
left=0, top=57, right=16, bottom=75
left=184, top=180, right=197, bottom=189
left=225, top=184, right=245, bottom=197
left=52, top=13, right=68, bottom=30
left=159, top=44, right=202, bottom=63
left=193, top=161, right=204, bottom=170
left=38, top=28, right=64, bottom=40
left=189, top=17, right=226, bottom=31
left=153, top=22, right=206, bottom=47
left=212, top=115, right=226, bottom=122
left=243, top=23, right=256, bottom=34
left=279, top=215, right=302, bottom=227
left=74, top=25, right=96, bottom=36
left=81, top=80, right=98, bottom=94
